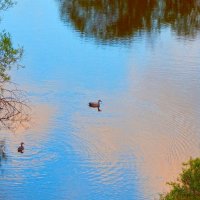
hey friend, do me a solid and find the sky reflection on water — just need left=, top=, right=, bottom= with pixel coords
left=0, top=0, right=200, bottom=199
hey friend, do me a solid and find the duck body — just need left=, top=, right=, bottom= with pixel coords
left=18, top=143, right=24, bottom=153
left=88, top=100, right=102, bottom=108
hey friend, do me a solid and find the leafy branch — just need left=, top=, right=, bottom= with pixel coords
left=0, top=32, right=23, bottom=82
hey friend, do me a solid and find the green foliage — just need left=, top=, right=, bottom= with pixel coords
left=0, top=32, right=23, bottom=81
left=160, top=158, right=200, bottom=200
left=0, top=0, right=15, bottom=11
left=0, top=0, right=21, bottom=82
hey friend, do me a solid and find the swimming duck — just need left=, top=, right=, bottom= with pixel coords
left=18, top=142, right=24, bottom=153
left=89, top=100, right=102, bottom=108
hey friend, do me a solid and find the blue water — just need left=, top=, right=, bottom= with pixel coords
left=0, top=1, right=200, bottom=199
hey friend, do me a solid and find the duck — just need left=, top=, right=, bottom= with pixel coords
left=89, top=100, right=102, bottom=108
left=18, top=142, right=24, bottom=153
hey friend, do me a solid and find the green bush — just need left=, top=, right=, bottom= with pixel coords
left=0, top=32, right=23, bottom=81
left=160, top=158, right=200, bottom=200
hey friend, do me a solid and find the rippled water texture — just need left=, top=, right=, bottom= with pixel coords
left=0, top=0, right=200, bottom=199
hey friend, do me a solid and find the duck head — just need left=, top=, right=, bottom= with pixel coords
left=98, top=100, right=102, bottom=104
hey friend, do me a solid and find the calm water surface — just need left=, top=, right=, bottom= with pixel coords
left=0, top=1, right=200, bottom=199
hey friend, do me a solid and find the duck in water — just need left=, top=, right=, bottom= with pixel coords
left=18, top=142, right=24, bottom=153
left=89, top=100, right=102, bottom=111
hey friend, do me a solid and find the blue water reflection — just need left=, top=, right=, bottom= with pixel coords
left=0, top=0, right=200, bottom=200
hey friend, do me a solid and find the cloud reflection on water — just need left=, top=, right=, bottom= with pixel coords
left=71, top=35, right=200, bottom=196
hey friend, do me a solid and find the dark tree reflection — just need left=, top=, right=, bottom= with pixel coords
left=58, top=0, right=157, bottom=42
left=156, top=0, right=200, bottom=37
left=57, top=0, right=200, bottom=42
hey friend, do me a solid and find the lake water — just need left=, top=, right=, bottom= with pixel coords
left=0, top=1, right=200, bottom=199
